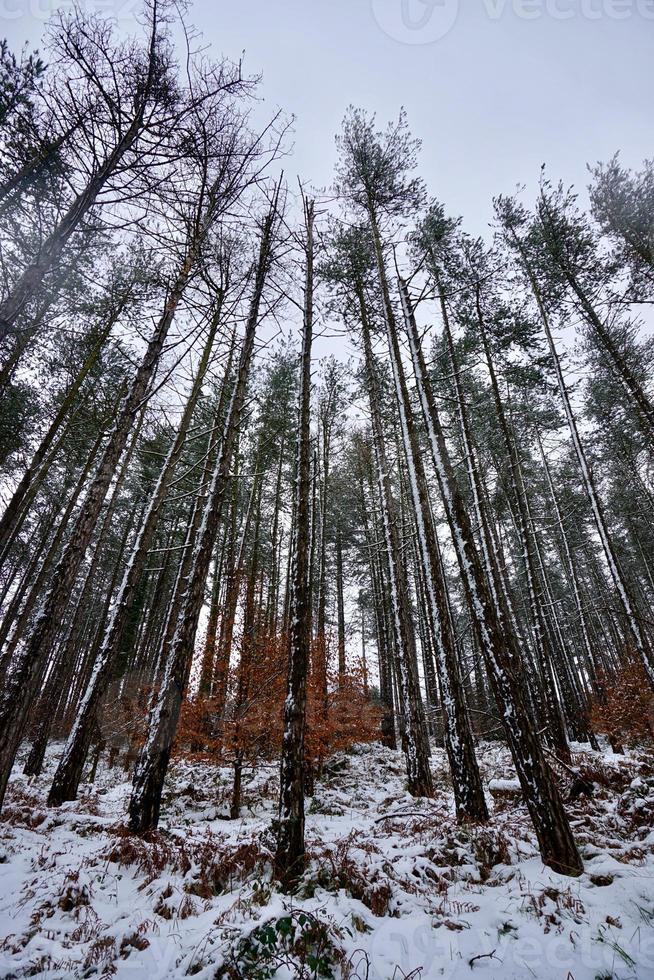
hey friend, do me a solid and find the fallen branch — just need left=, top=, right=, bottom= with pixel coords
left=375, top=810, right=438, bottom=824
left=469, top=949, right=498, bottom=968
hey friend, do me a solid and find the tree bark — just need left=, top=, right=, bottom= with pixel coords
left=373, top=240, right=486, bottom=820
left=47, top=306, right=229, bottom=805
left=0, top=246, right=195, bottom=811
left=400, top=277, right=582, bottom=876
left=127, top=198, right=278, bottom=833
left=359, top=292, right=433, bottom=799
left=275, top=196, right=315, bottom=888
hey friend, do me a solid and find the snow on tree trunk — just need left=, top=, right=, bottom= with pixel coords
left=0, top=248, right=196, bottom=811
left=127, top=199, right=278, bottom=833
left=275, top=196, right=315, bottom=889
left=358, top=292, right=434, bottom=800
left=400, top=277, right=582, bottom=876
left=374, top=246, right=487, bottom=821
left=47, top=308, right=229, bottom=806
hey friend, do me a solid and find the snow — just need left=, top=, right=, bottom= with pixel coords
left=488, top=778, right=521, bottom=792
left=1, top=740, right=653, bottom=978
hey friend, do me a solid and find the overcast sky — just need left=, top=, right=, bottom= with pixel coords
left=203, top=0, right=654, bottom=234
left=4, top=0, right=652, bottom=234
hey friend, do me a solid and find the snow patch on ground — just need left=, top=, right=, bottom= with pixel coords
left=0, top=740, right=653, bottom=978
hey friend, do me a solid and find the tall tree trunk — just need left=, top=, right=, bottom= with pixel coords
left=358, top=291, right=433, bottom=799
left=23, top=417, right=142, bottom=773
left=213, top=464, right=260, bottom=719
left=357, top=464, right=396, bottom=749
left=400, top=277, right=582, bottom=876
left=536, top=428, right=597, bottom=693
left=127, top=199, right=278, bottom=833
left=453, top=276, right=570, bottom=761
left=47, top=310, right=230, bottom=804
left=509, top=228, right=654, bottom=687
left=230, top=488, right=263, bottom=818
left=275, top=197, right=315, bottom=888
left=372, top=242, right=487, bottom=820
left=266, top=437, right=285, bottom=636
left=335, top=527, right=346, bottom=681
left=0, top=246, right=196, bottom=811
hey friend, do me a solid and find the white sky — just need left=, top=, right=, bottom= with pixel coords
left=4, top=0, right=652, bottom=238
left=196, top=1, right=652, bottom=237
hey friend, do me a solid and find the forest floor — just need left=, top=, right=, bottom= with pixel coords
left=0, top=740, right=653, bottom=979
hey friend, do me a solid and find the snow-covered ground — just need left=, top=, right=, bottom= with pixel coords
left=1, top=740, right=653, bottom=979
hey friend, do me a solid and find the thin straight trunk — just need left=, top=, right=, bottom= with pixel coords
left=197, top=550, right=223, bottom=698
left=69, top=499, right=140, bottom=728
left=413, top=542, right=440, bottom=725
left=463, top=281, right=570, bottom=760
left=0, top=245, right=196, bottom=811
left=360, top=593, right=369, bottom=694
left=309, top=449, right=319, bottom=631
left=465, top=432, right=531, bottom=678
left=536, top=429, right=597, bottom=687
left=129, top=524, right=179, bottom=688
left=47, top=310, right=229, bottom=804
left=312, top=446, right=329, bottom=731
left=335, top=528, right=346, bottom=681
left=26, top=500, right=139, bottom=778
left=230, top=490, right=262, bottom=818
left=316, top=415, right=333, bottom=644
left=359, top=294, right=433, bottom=799
left=524, top=488, right=589, bottom=739
left=23, top=416, right=143, bottom=776
left=214, top=467, right=259, bottom=718
left=276, top=197, right=315, bottom=888
left=510, top=230, right=654, bottom=686
left=266, top=438, right=285, bottom=636
left=156, top=412, right=233, bottom=670
left=371, top=250, right=485, bottom=819
left=281, top=503, right=294, bottom=637
left=127, top=200, right=278, bottom=833
left=370, top=465, right=405, bottom=744
left=400, top=277, right=582, bottom=876
left=358, top=466, right=396, bottom=748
